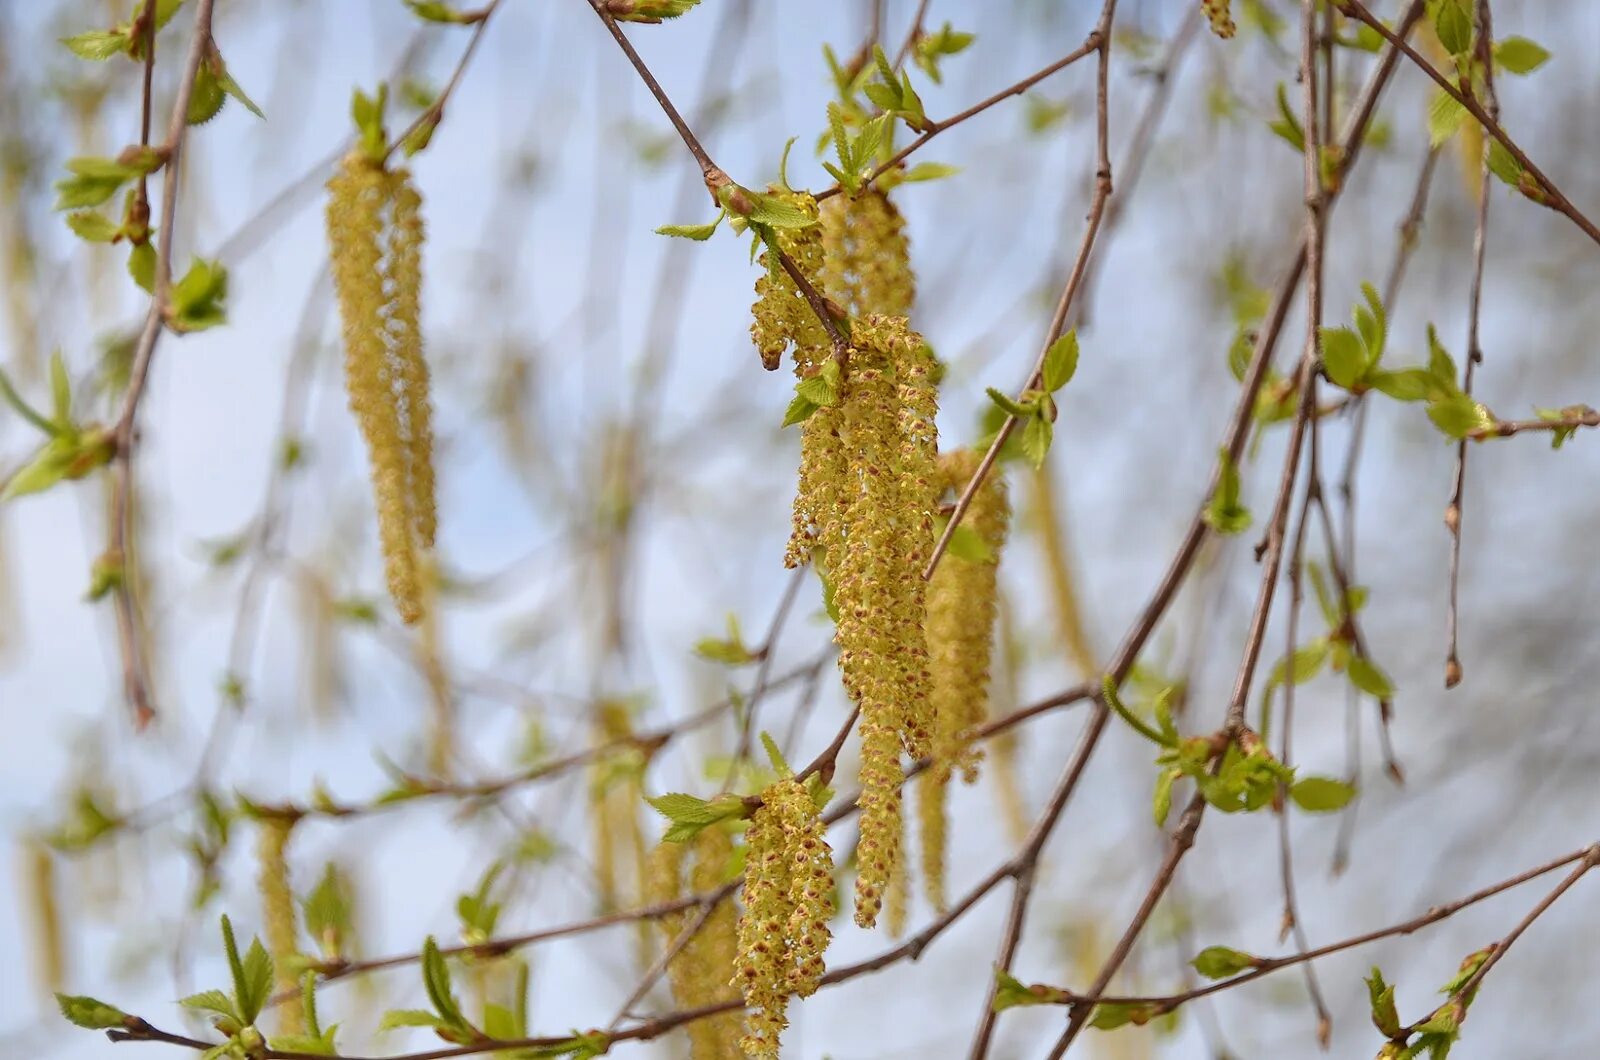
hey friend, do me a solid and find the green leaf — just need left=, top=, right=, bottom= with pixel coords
left=943, top=524, right=995, bottom=564
left=795, top=360, right=841, bottom=408
left=169, top=258, right=229, bottom=331
left=1427, top=392, right=1493, bottom=440
left=613, top=0, right=701, bottom=22
left=1485, top=139, right=1523, bottom=188
left=1267, top=82, right=1305, bottom=153
left=302, top=864, right=354, bottom=959
left=1269, top=639, right=1328, bottom=689
left=378, top=1009, right=446, bottom=1033
left=900, top=161, right=961, bottom=183
left=742, top=190, right=815, bottom=229
left=54, top=155, right=158, bottom=211
left=2, top=432, right=114, bottom=502
left=1369, top=368, right=1435, bottom=402
left=1289, top=775, right=1356, bottom=812
left=1426, top=325, right=1458, bottom=387
left=645, top=791, right=746, bottom=842
left=1089, top=1002, right=1161, bottom=1030
left=1367, top=967, right=1402, bottom=1037
left=0, top=367, right=57, bottom=436
left=1152, top=768, right=1177, bottom=828
left=181, top=989, right=241, bottom=1022
left=1427, top=89, right=1467, bottom=147
left=269, top=1032, right=338, bottom=1056
left=187, top=61, right=228, bottom=125
left=1493, top=36, right=1550, bottom=75
left=405, top=0, right=477, bottom=22
left=210, top=49, right=265, bottom=120
left=55, top=993, right=128, bottom=1030
left=1202, top=448, right=1251, bottom=535
left=760, top=732, right=792, bottom=777
left=66, top=210, right=120, bottom=242
left=236, top=936, right=274, bottom=1025
left=421, top=937, right=469, bottom=1032
left=654, top=216, right=723, bottom=241
left=1320, top=326, right=1366, bottom=390
left=350, top=84, right=389, bottom=162
left=984, top=387, right=1034, bottom=419
left=1021, top=409, right=1053, bottom=469
left=782, top=394, right=819, bottom=428
left=1190, top=946, right=1259, bottom=980
left=1430, top=0, right=1473, bottom=57
left=1041, top=330, right=1079, bottom=392
left=1347, top=655, right=1394, bottom=698
left=62, top=30, right=131, bottom=61
left=128, top=242, right=157, bottom=294
left=991, top=968, right=1069, bottom=1012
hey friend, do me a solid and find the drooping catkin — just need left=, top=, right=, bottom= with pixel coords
left=647, top=829, right=743, bottom=1059
left=750, top=192, right=827, bottom=371
left=819, top=189, right=914, bottom=318
left=1202, top=0, right=1236, bottom=39
left=257, top=816, right=305, bottom=1035
left=20, top=838, right=64, bottom=994
left=917, top=449, right=1009, bottom=912
left=326, top=154, right=437, bottom=625
left=734, top=779, right=835, bottom=1059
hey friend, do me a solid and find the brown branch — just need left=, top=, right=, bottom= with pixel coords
left=1467, top=408, right=1599, bottom=439
left=922, top=11, right=1114, bottom=583
left=107, top=0, right=220, bottom=728
left=816, top=33, right=1104, bottom=204
left=1338, top=0, right=1600, bottom=247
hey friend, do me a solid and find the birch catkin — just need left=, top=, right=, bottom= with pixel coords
left=918, top=449, right=1009, bottom=912
left=647, top=829, right=743, bottom=1059
left=257, top=816, right=304, bottom=1035
left=326, top=154, right=437, bottom=624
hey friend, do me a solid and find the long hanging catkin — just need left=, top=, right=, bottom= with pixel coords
left=326, top=153, right=437, bottom=624
left=917, top=449, right=1009, bottom=912
left=647, top=828, right=744, bottom=1059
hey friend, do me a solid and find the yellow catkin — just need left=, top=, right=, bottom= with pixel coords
left=257, top=816, right=305, bottom=1035
left=734, top=779, right=835, bottom=1059
left=20, top=838, right=64, bottom=994
left=1202, top=0, right=1236, bottom=39
left=989, top=590, right=1031, bottom=844
left=917, top=449, right=1010, bottom=913
left=326, top=154, right=437, bottom=625
left=648, top=839, right=743, bottom=1060
left=750, top=192, right=827, bottom=370
left=819, top=189, right=914, bottom=319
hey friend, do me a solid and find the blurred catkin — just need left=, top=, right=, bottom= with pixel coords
left=257, top=816, right=304, bottom=1035
left=918, top=449, right=1009, bottom=912
left=326, top=154, right=437, bottom=624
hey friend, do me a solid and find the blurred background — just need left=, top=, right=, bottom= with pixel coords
left=2, top=0, right=1599, bottom=1057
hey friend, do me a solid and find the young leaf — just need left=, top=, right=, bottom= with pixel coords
left=236, top=936, right=275, bottom=1025
left=169, top=259, right=229, bottom=331
left=1493, top=36, right=1550, bottom=76
left=654, top=216, right=723, bottom=241
left=1431, top=0, right=1473, bottom=57
left=1202, top=448, right=1252, bottom=535
left=1347, top=655, right=1394, bottom=698
left=1427, top=89, right=1468, bottom=147
left=1020, top=410, right=1053, bottom=469
left=1041, top=330, right=1079, bottom=392
left=984, top=387, right=1034, bottom=419
left=421, top=937, right=469, bottom=1032
left=55, top=993, right=128, bottom=1030
left=63, top=30, right=131, bottom=61
left=760, top=732, right=792, bottom=777
left=1427, top=392, right=1493, bottom=440
left=180, top=989, right=240, bottom=1022
left=991, top=968, right=1069, bottom=1012
left=1190, top=946, right=1259, bottom=980
left=1367, top=967, right=1402, bottom=1037
left=1289, top=776, right=1356, bottom=812
left=1320, top=325, right=1366, bottom=390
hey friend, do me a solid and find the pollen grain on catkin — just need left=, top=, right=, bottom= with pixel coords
left=917, top=448, right=1009, bottom=912
left=734, top=778, right=834, bottom=1059
left=325, top=153, right=438, bottom=625
left=1202, top=0, right=1236, bottom=39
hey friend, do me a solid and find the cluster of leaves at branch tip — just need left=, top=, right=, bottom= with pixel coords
left=919, top=448, right=1010, bottom=913
left=326, top=84, right=439, bottom=625
left=0, top=353, right=114, bottom=504
left=1367, top=945, right=1492, bottom=1059
left=984, top=328, right=1079, bottom=469
left=1100, top=676, right=1354, bottom=829
left=1261, top=562, right=1394, bottom=718
left=405, top=0, right=491, bottom=25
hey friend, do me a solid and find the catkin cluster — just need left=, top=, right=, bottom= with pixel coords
left=734, top=779, right=835, bottom=1059
left=819, top=189, right=914, bottom=318
left=917, top=449, right=1009, bottom=912
left=647, top=828, right=744, bottom=1059
left=750, top=192, right=828, bottom=371
left=1202, top=0, right=1236, bottom=39
left=326, top=153, right=437, bottom=624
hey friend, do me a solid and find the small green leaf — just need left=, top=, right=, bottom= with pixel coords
left=900, top=161, right=961, bottom=183
left=236, top=936, right=275, bottom=1025
left=405, top=0, right=477, bottom=23
left=1269, top=639, right=1328, bottom=689
left=1427, top=89, right=1468, bottom=148
left=984, top=387, right=1034, bottom=419
left=782, top=394, right=819, bottom=428
left=760, top=732, right=792, bottom=777
left=187, top=61, right=228, bottom=125
left=128, top=242, right=156, bottom=293
left=1289, top=775, right=1356, bottom=812
left=1190, top=945, right=1259, bottom=980
left=1347, top=655, right=1394, bottom=698
left=1367, top=967, right=1402, bottom=1037
left=1427, top=392, right=1493, bottom=440
left=181, top=989, right=240, bottom=1022
left=1319, top=326, right=1366, bottom=390
left=378, top=1009, right=446, bottom=1033
left=1202, top=448, right=1252, bottom=535
left=991, top=968, right=1069, bottom=1012
left=1089, top=1002, right=1161, bottom=1030
left=1152, top=768, right=1177, bottom=828
left=1041, top=330, right=1079, bottom=392
left=55, top=993, right=128, bottom=1030
left=62, top=30, right=131, bottom=61
left=943, top=523, right=995, bottom=564
left=1431, top=0, right=1473, bottom=57
left=1021, top=409, right=1053, bottom=469
left=66, top=210, right=120, bottom=242
left=1369, top=368, right=1435, bottom=402
left=1493, top=36, right=1550, bottom=75
left=169, top=258, right=229, bottom=331
left=1485, top=139, right=1523, bottom=188
left=1267, top=82, right=1305, bottom=153
left=742, top=190, right=816, bottom=229
left=655, top=215, right=723, bottom=241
